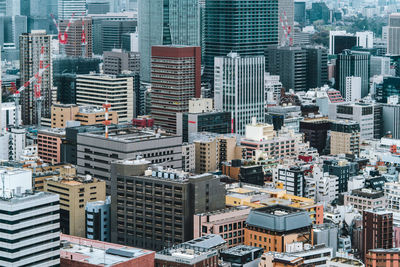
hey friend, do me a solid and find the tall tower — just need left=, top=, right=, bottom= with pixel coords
left=214, top=53, right=265, bottom=135
left=19, top=30, right=52, bottom=125
left=138, top=0, right=200, bottom=82
left=204, top=0, right=279, bottom=93
left=58, top=0, right=86, bottom=19
left=59, top=18, right=92, bottom=58
left=388, top=13, right=400, bottom=55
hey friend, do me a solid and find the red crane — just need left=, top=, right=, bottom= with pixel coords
left=51, top=13, right=76, bottom=55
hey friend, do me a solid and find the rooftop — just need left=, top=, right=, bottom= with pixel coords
left=246, top=205, right=312, bottom=232
left=60, top=234, right=154, bottom=266
left=38, top=127, right=66, bottom=136
left=220, top=245, right=263, bottom=257
left=81, top=127, right=178, bottom=142
left=183, top=235, right=226, bottom=250
left=350, top=188, right=384, bottom=199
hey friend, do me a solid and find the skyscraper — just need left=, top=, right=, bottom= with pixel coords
left=388, top=13, right=400, bottom=55
left=294, top=1, right=306, bottom=26
left=59, top=18, right=92, bottom=58
left=19, top=30, right=53, bottom=125
left=214, top=53, right=265, bottom=135
left=151, top=45, right=201, bottom=133
left=278, top=0, right=294, bottom=46
left=336, top=50, right=370, bottom=99
left=204, top=0, right=279, bottom=90
left=58, top=0, right=86, bottom=19
left=138, top=0, right=200, bottom=82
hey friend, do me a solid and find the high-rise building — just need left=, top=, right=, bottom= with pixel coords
left=19, top=30, right=53, bottom=125
left=76, top=126, right=183, bottom=191
left=100, top=20, right=137, bottom=53
left=58, top=0, right=86, bottom=19
left=76, top=74, right=134, bottom=123
left=103, top=48, right=140, bottom=75
left=43, top=174, right=106, bottom=237
left=330, top=120, right=360, bottom=156
left=151, top=46, right=201, bottom=132
left=110, top=159, right=225, bottom=250
left=362, top=209, right=393, bottom=263
left=214, top=53, right=265, bottom=135
left=309, top=2, right=330, bottom=24
left=278, top=0, right=294, bottom=46
left=138, top=0, right=200, bottom=82
left=336, top=50, right=370, bottom=99
left=356, top=31, right=374, bottom=49
left=388, top=13, right=400, bottom=55
left=294, top=1, right=306, bottom=26
left=204, top=0, right=279, bottom=88
left=329, top=31, right=358, bottom=55
left=306, top=46, right=328, bottom=89
left=59, top=18, right=92, bottom=58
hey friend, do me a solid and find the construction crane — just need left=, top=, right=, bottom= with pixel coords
left=51, top=13, right=75, bottom=55
left=12, top=63, right=51, bottom=128
left=34, top=46, right=45, bottom=127
left=279, top=11, right=293, bottom=47
left=80, top=12, right=87, bottom=57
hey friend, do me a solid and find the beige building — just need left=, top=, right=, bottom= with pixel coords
left=43, top=174, right=106, bottom=237
left=76, top=74, right=134, bottom=123
left=51, top=104, right=118, bottom=128
left=194, top=133, right=244, bottom=174
left=344, top=188, right=387, bottom=212
left=330, top=120, right=360, bottom=155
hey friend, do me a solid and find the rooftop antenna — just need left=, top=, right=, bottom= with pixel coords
left=102, top=102, right=111, bottom=138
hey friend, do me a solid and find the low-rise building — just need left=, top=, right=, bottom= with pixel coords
left=344, top=188, right=387, bottom=212
left=60, top=234, right=155, bottom=267
left=220, top=245, right=264, bottom=266
left=193, top=206, right=251, bottom=248
left=244, top=205, right=313, bottom=252
left=37, top=128, right=66, bottom=164
left=365, top=248, right=400, bottom=267
left=330, top=120, right=360, bottom=156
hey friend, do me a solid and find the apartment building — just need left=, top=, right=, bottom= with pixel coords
left=330, top=120, right=360, bottom=156
left=384, top=182, right=400, bottom=211
left=110, top=159, right=226, bottom=251
left=103, top=48, right=140, bottom=75
left=37, top=128, right=66, bottom=164
left=366, top=248, right=400, bottom=267
left=43, top=175, right=106, bottom=237
left=344, top=188, right=387, bottom=212
left=51, top=104, right=118, bottom=128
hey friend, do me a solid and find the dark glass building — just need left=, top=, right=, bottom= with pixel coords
left=294, top=1, right=306, bottom=26
left=376, top=77, right=400, bottom=103
left=300, top=119, right=331, bottom=154
left=204, top=0, right=279, bottom=92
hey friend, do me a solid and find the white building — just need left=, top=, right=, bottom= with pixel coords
left=384, top=182, right=400, bottom=211
left=388, top=13, right=400, bottom=55
left=0, top=167, right=32, bottom=198
left=265, top=72, right=282, bottom=106
left=76, top=74, right=134, bottom=123
left=345, top=76, right=361, bottom=102
left=1, top=102, right=19, bottom=130
left=329, top=31, right=353, bottom=55
left=214, top=53, right=265, bottom=135
left=370, top=56, right=391, bottom=77
left=0, top=191, right=60, bottom=266
left=313, top=167, right=339, bottom=207
left=356, top=31, right=374, bottom=49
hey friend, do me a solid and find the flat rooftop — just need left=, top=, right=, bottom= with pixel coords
left=183, top=234, right=226, bottom=250
left=60, top=234, right=154, bottom=266
left=81, top=127, right=178, bottom=142
left=221, top=245, right=262, bottom=257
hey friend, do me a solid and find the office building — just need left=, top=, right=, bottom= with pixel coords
left=58, top=0, right=86, bottom=19
left=306, top=46, right=328, bottom=89
left=151, top=46, right=201, bottom=132
left=51, top=104, right=119, bottom=128
left=376, top=77, right=400, bottom=104
left=309, top=2, right=330, bottom=24
left=138, top=0, right=200, bottom=82
left=330, top=120, right=360, bottom=156
left=265, top=46, right=307, bottom=92
left=193, top=207, right=251, bottom=248
left=345, top=189, right=387, bottom=212
left=294, top=2, right=306, bottom=26
left=19, top=30, right=53, bottom=125
left=182, top=143, right=195, bottom=172
left=0, top=172, right=60, bottom=267
left=356, top=31, right=374, bottom=49
left=245, top=205, right=312, bottom=252
left=345, top=76, right=362, bottom=102
left=382, top=103, right=400, bottom=139
left=222, top=161, right=264, bottom=186
left=37, top=128, right=66, bottom=164
left=214, top=53, right=265, bottom=134
left=276, top=167, right=305, bottom=197
left=85, top=196, right=111, bottom=242
left=370, top=56, right=391, bottom=77
left=176, top=98, right=232, bottom=142
left=362, top=209, right=393, bottom=263
left=366, top=248, right=400, bottom=267
left=330, top=102, right=374, bottom=140
left=60, top=18, right=92, bottom=58
left=77, top=127, right=182, bottom=191
left=300, top=119, right=331, bottom=154
left=103, top=48, right=140, bottom=75
left=110, top=159, right=225, bottom=250
left=204, top=0, right=278, bottom=87
left=388, top=13, right=400, bottom=55
left=87, top=1, right=110, bottom=14
left=76, top=74, right=134, bottom=123
left=278, top=0, right=294, bottom=46
left=265, top=73, right=282, bottom=105
left=336, top=50, right=370, bottom=99
left=43, top=174, right=106, bottom=237
left=60, top=234, right=155, bottom=266
left=313, top=224, right=338, bottom=257
left=329, top=31, right=357, bottom=55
